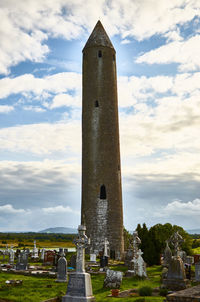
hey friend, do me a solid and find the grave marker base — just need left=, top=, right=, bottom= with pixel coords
left=62, top=272, right=95, bottom=302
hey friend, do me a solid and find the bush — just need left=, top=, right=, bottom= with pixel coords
left=135, top=299, right=146, bottom=302
left=139, top=286, right=152, bottom=296
left=159, top=288, right=168, bottom=296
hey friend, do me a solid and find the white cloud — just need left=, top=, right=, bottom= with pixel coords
left=0, top=204, right=80, bottom=232
left=164, top=29, right=183, bottom=42
left=0, top=121, right=81, bottom=155
left=49, top=94, right=81, bottom=109
left=164, top=199, right=200, bottom=215
left=0, top=204, right=26, bottom=214
left=0, top=0, right=200, bottom=74
left=42, top=205, right=79, bottom=214
left=137, top=35, right=200, bottom=72
left=121, top=39, right=131, bottom=44
left=0, top=72, right=81, bottom=100
left=0, top=105, right=14, bottom=113
left=117, top=72, right=200, bottom=158
left=0, top=160, right=81, bottom=231
left=152, top=199, right=200, bottom=223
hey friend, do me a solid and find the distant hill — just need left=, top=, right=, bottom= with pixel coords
left=187, top=229, right=200, bottom=234
left=39, top=227, right=77, bottom=234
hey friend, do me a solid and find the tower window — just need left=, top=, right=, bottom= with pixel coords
left=113, top=54, right=115, bottom=61
left=100, top=185, right=106, bottom=199
left=98, top=50, right=102, bottom=58
left=95, top=100, right=99, bottom=107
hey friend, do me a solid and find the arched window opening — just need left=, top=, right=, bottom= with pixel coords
left=95, top=100, right=99, bottom=107
left=100, top=185, right=106, bottom=199
left=98, top=50, right=102, bottom=58
left=113, top=54, right=115, bottom=61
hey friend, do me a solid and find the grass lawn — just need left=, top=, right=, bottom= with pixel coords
left=0, top=265, right=165, bottom=302
left=92, top=265, right=165, bottom=301
left=193, top=247, right=200, bottom=254
left=0, top=240, right=75, bottom=249
left=0, top=272, right=66, bottom=301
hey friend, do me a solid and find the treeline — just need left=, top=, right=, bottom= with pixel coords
left=125, top=223, right=193, bottom=266
left=0, top=233, right=76, bottom=243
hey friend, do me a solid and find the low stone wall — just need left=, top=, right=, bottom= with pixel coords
left=1, top=268, right=56, bottom=278
left=167, top=285, right=200, bottom=301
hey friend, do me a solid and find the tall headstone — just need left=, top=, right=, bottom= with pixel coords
left=32, top=240, right=38, bottom=258
left=163, top=241, right=172, bottom=267
left=41, top=248, right=45, bottom=261
left=125, top=231, right=147, bottom=278
left=56, top=252, right=67, bottom=283
left=195, top=262, right=200, bottom=281
left=16, top=250, right=28, bottom=270
left=62, top=225, right=95, bottom=302
left=163, top=232, right=189, bottom=290
left=9, top=245, right=15, bottom=264
left=103, top=238, right=110, bottom=257
left=81, top=20, right=124, bottom=258
left=99, top=238, right=109, bottom=270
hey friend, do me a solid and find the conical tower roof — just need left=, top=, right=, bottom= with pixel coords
left=83, top=21, right=114, bottom=51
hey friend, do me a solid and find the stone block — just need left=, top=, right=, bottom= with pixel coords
left=62, top=272, right=95, bottom=302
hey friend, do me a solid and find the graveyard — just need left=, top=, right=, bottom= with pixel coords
left=1, top=9, right=200, bottom=302
left=0, top=225, right=200, bottom=301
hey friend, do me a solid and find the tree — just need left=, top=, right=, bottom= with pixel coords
left=135, top=223, right=193, bottom=266
left=123, top=227, right=132, bottom=250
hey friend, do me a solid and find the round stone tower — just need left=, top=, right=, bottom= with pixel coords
left=81, top=21, right=124, bottom=258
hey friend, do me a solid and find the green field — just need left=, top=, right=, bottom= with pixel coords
left=0, top=266, right=165, bottom=302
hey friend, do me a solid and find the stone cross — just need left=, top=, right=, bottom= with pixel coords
left=169, top=231, right=183, bottom=256
left=32, top=240, right=38, bottom=258
left=132, top=231, right=141, bottom=258
left=9, top=245, right=15, bottom=264
left=74, top=224, right=90, bottom=273
left=103, top=238, right=109, bottom=257
left=5, top=244, right=8, bottom=255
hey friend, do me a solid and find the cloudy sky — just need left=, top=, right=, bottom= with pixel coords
left=0, top=0, right=200, bottom=232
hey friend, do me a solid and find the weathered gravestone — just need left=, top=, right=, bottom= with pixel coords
left=62, top=224, right=95, bottom=302
left=56, top=253, right=67, bottom=282
left=41, top=248, right=45, bottom=261
left=59, top=248, right=64, bottom=256
left=44, top=250, right=56, bottom=265
left=124, top=248, right=133, bottom=266
left=163, top=231, right=189, bottom=290
left=16, top=251, right=28, bottom=270
left=89, top=254, right=96, bottom=263
left=103, top=269, right=123, bottom=289
left=194, top=254, right=200, bottom=264
left=125, top=231, right=147, bottom=278
left=32, top=240, right=38, bottom=259
left=178, top=250, right=187, bottom=262
left=163, top=240, right=172, bottom=268
left=195, top=262, right=200, bottom=281
left=69, top=254, right=76, bottom=269
left=186, top=256, right=194, bottom=265
left=9, top=246, right=15, bottom=264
